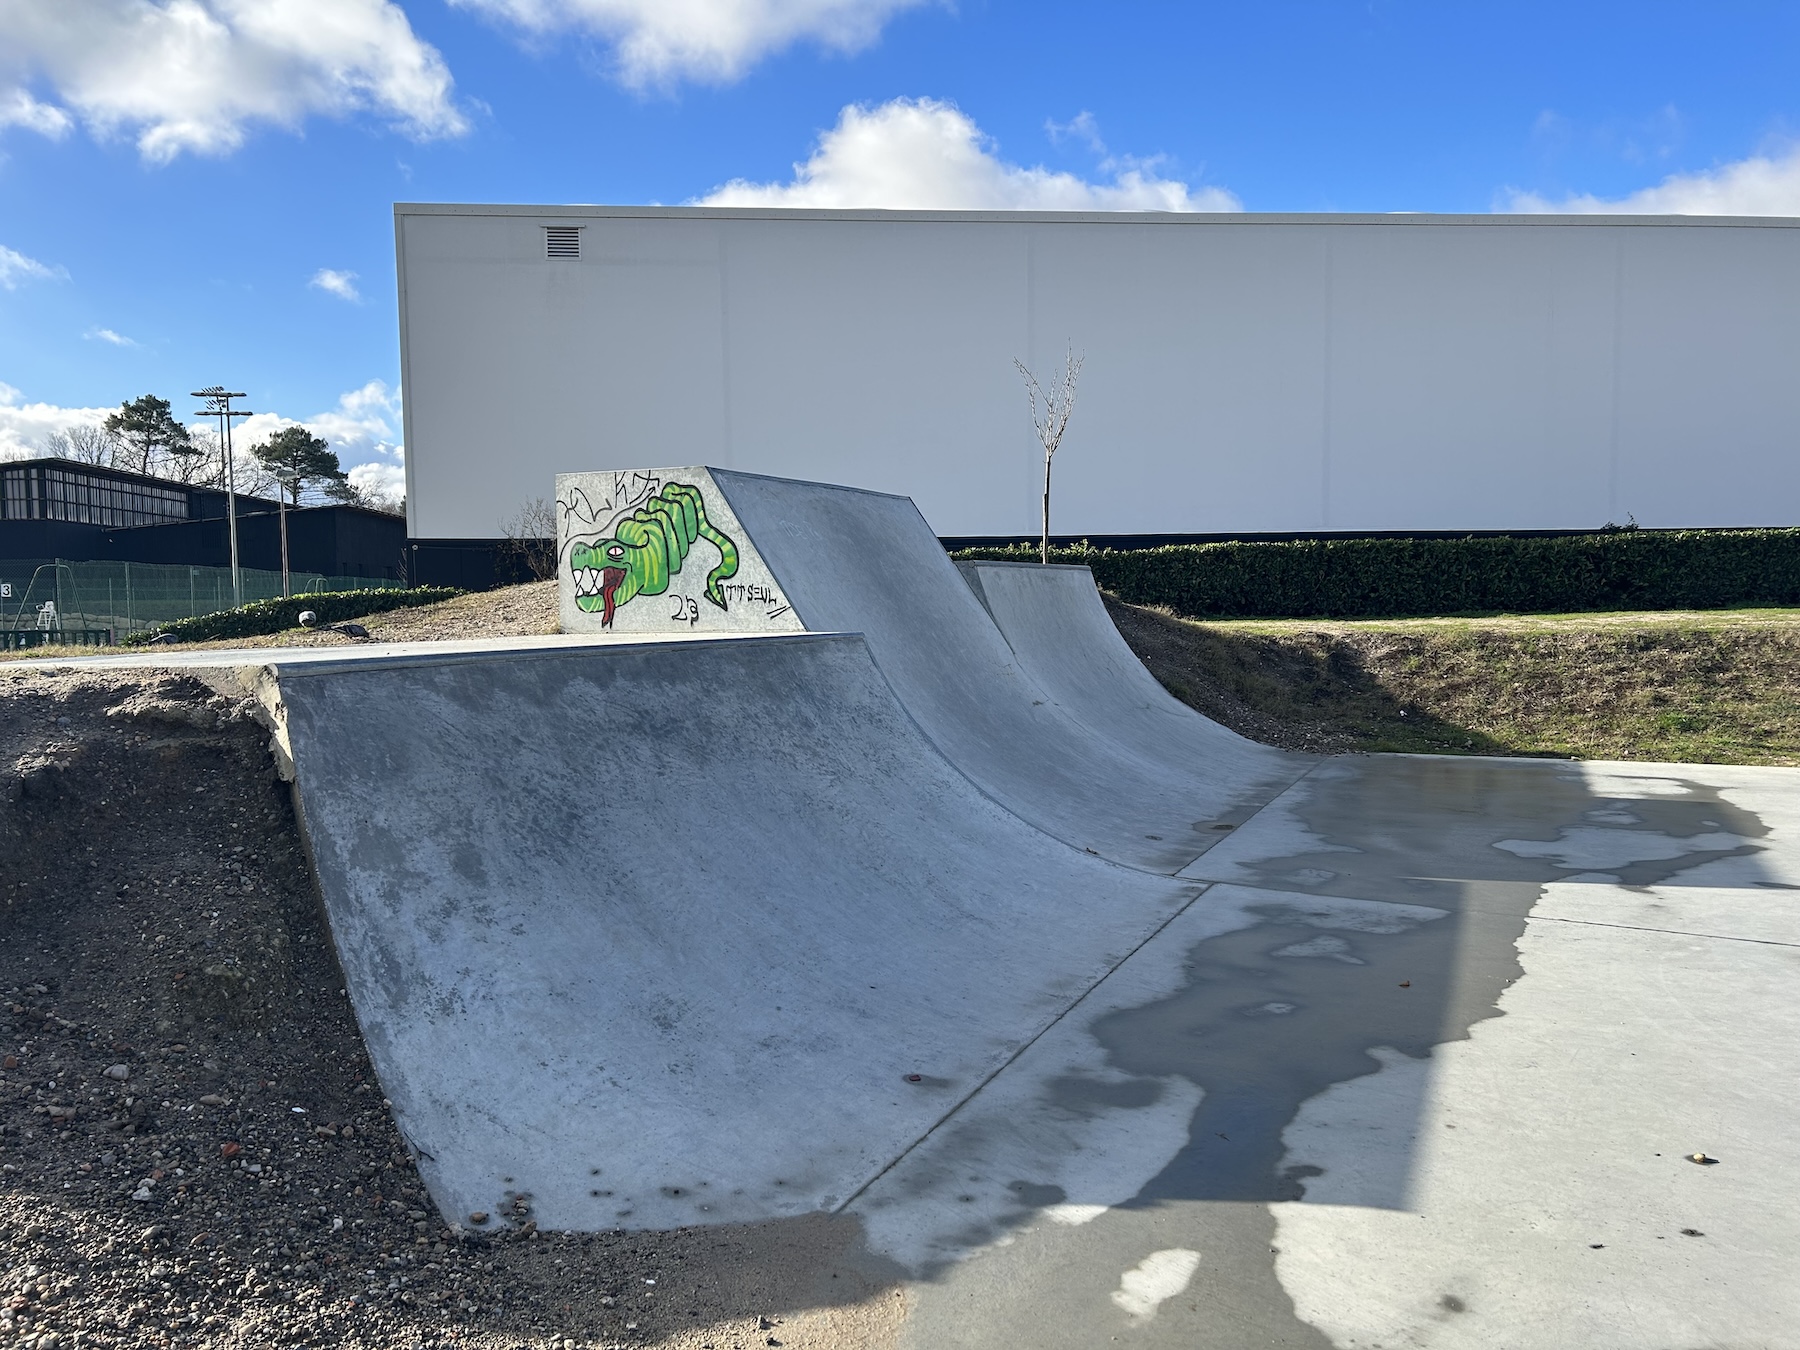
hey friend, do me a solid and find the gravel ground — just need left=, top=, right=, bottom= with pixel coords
left=168, top=583, right=562, bottom=651
left=0, top=666, right=902, bottom=1350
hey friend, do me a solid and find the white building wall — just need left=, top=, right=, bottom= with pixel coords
left=395, top=206, right=1800, bottom=540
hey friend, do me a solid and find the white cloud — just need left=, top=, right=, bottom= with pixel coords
left=227, top=380, right=401, bottom=464
left=1504, top=144, right=1800, bottom=215
left=84, top=327, right=137, bottom=347
left=1045, top=110, right=1105, bottom=155
left=304, top=379, right=402, bottom=461
left=0, top=382, right=112, bottom=460
left=0, top=0, right=466, bottom=163
left=318, top=381, right=405, bottom=505
left=450, top=0, right=930, bottom=87
left=310, top=268, right=362, bottom=302
left=347, top=457, right=405, bottom=505
left=0, top=87, right=72, bottom=137
left=196, top=380, right=404, bottom=504
left=0, top=243, right=67, bottom=289
left=698, top=98, right=1240, bottom=211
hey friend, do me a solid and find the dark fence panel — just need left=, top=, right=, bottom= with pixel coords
left=0, top=558, right=403, bottom=640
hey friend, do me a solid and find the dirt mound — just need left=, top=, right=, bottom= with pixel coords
left=178, top=583, right=560, bottom=652
left=0, top=667, right=898, bottom=1349
left=1102, top=596, right=1357, bottom=755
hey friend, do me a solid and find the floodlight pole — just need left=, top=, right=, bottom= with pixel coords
left=192, top=388, right=252, bottom=607
left=273, top=469, right=297, bottom=598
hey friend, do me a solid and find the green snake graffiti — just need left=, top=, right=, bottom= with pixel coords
left=569, top=482, right=740, bottom=627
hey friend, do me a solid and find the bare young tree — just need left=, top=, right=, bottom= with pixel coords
left=499, top=496, right=558, bottom=581
left=182, top=428, right=276, bottom=496
left=42, top=424, right=119, bottom=466
left=343, top=481, right=405, bottom=516
left=1014, top=347, right=1084, bottom=565
left=168, top=428, right=227, bottom=485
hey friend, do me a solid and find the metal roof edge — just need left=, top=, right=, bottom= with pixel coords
left=391, top=203, right=1800, bottom=229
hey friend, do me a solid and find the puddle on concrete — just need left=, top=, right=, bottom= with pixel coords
left=1097, top=895, right=1476, bottom=1207
left=1108, top=759, right=1774, bottom=1212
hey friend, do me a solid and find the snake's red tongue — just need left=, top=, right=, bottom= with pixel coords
left=600, top=567, right=626, bottom=627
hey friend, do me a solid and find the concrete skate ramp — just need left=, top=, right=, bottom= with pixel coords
left=957, top=560, right=1271, bottom=785
left=270, top=634, right=1205, bottom=1232
left=708, top=471, right=1310, bottom=873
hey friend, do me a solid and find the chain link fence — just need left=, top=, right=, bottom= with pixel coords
left=0, top=558, right=403, bottom=648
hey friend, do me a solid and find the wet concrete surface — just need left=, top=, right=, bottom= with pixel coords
left=873, top=754, right=1800, bottom=1348
left=1130, top=755, right=1776, bottom=1214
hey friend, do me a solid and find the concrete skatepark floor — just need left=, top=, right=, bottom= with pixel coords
left=2, top=565, right=1796, bottom=1349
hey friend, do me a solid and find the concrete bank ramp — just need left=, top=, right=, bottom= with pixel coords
left=556, top=468, right=1310, bottom=872
left=957, top=559, right=1277, bottom=790
left=266, top=635, right=1205, bottom=1232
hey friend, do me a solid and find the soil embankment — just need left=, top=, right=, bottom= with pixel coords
left=1106, top=596, right=1800, bottom=765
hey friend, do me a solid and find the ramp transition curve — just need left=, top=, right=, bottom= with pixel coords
left=556, top=467, right=1310, bottom=873
left=955, top=559, right=1279, bottom=799
left=268, top=635, right=1206, bottom=1233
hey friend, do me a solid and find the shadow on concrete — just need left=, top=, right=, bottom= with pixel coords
left=880, top=754, right=1790, bottom=1347
left=1114, top=755, right=1776, bottom=1211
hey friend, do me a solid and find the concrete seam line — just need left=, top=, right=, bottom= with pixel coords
left=833, top=880, right=1216, bottom=1215
left=1176, top=755, right=1333, bottom=877
left=1523, top=913, right=1800, bottom=949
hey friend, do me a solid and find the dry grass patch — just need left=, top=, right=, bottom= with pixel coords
left=1107, top=597, right=1800, bottom=765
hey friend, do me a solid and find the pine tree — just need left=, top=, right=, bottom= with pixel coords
left=251, top=426, right=351, bottom=505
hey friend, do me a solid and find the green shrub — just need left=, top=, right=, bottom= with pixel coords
left=123, top=587, right=464, bottom=645
left=951, top=530, right=1800, bottom=619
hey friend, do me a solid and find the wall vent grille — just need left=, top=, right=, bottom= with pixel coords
left=544, top=226, right=581, bottom=259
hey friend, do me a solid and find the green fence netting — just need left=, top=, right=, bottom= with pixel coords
left=0, top=558, right=402, bottom=647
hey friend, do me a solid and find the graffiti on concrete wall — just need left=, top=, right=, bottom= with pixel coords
left=566, top=482, right=740, bottom=627
left=556, top=469, right=797, bottom=632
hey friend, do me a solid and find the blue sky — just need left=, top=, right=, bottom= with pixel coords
left=2, top=0, right=1798, bottom=497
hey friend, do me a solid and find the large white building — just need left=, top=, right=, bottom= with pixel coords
left=395, top=204, right=1800, bottom=544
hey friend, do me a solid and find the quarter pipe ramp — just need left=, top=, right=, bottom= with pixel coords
left=265, top=635, right=1206, bottom=1232
left=956, top=559, right=1273, bottom=794
left=555, top=468, right=1311, bottom=872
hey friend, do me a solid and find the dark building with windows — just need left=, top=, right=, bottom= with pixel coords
left=2, top=459, right=196, bottom=527
left=0, top=458, right=406, bottom=580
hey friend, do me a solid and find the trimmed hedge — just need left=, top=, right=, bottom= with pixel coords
left=952, top=530, right=1800, bottom=619
left=124, top=587, right=464, bottom=645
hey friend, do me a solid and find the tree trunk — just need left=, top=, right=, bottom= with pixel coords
left=1041, top=450, right=1053, bottom=565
